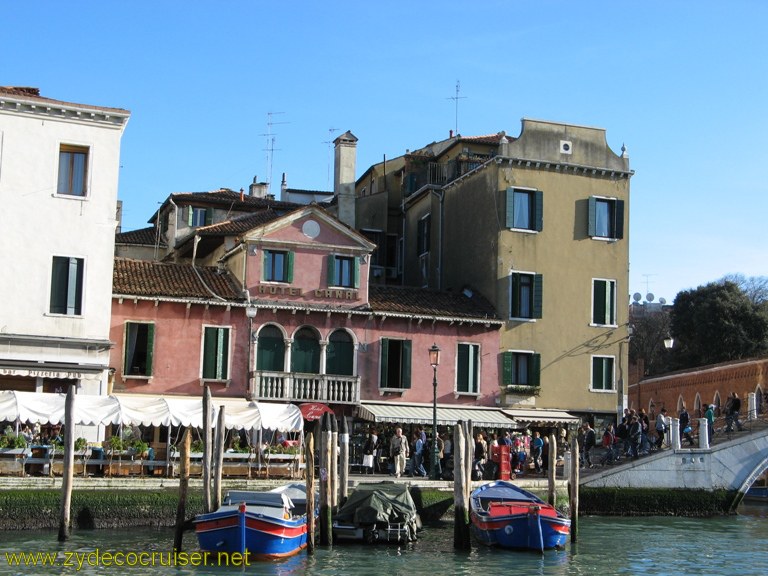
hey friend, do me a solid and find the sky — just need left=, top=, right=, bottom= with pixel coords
left=3, top=1, right=766, bottom=304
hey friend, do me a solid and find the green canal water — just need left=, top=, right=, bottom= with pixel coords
left=1, top=503, right=766, bottom=575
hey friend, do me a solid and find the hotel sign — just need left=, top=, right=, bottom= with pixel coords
left=0, top=368, right=86, bottom=380
left=256, top=285, right=358, bottom=300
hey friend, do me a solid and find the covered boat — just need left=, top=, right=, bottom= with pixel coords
left=194, top=483, right=311, bottom=560
left=332, top=482, right=421, bottom=544
left=470, top=480, right=570, bottom=552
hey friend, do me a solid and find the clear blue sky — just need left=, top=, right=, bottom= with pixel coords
left=3, top=1, right=766, bottom=303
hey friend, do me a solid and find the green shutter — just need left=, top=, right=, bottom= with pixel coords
left=457, top=344, right=469, bottom=393
left=401, top=340, right=412, bottom=389
left=502, top=351, right=513, bottom=386
left=587, top=197, right=597, bottom=237
left=534, top=190, right=544, bottom=231
left=203, top=327, right=217, bottom=378
left=510, top=273, right=520, bottom=317
left=614, top=200, right=625, bottom=239
left=609, top=281, right=616, bottom=324
left=145, top=324, right=155, bottom=376
left=123, top=323, right=134, bottom=374
left=263, top=251, right=269, bottom=281
left=327, top=255, right=336, bottom=286
left=530, top=353, right=541, bottom=387
left=592, top=357, right=603, bottom=390
left=593, top=280, right=607, bottom=324
left=353, top=257, right=360, bottom=288
left=205, top=208, right=212, bottom=225
left=505, top=188, right=514, bottom=228
left=380, top=338, right=389, bottom=387
left=187, top=207, right=193, bottom=226
left=286, top=252, right=294, bottom=283
left=533, top=274, right=543, bottom=319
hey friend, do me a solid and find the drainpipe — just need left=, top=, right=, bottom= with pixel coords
left=431, top=189, right=445, bottom=290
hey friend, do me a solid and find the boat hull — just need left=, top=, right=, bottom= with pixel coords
left=470, top=481, right=570, bottom=552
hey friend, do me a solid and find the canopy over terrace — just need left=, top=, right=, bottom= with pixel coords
left=358, top=401, right=519, bottom=429
left=0, top=391, right=303, bottom=432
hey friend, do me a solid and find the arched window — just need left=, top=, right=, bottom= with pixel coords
left=756, top=386, right=765, bottom=415
left=713, top=392, right=722, bottom=418
left=326, top=330, right=354, bottom=376
left=256, top=325, right=285, bottom=372
left=291, top=327, right=320, bottom=374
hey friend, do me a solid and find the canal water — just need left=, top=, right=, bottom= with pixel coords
left=1, top=503, right=766, bottom=575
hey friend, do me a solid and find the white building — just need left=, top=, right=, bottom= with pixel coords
left=0, top=87, right=130, bottom=397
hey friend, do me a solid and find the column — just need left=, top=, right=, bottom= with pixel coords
left=698, top=418, right=709, bottom=449
left=669, top=417, right=681, bottom=450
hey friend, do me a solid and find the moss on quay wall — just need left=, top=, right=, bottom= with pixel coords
left=0, top=489, right=206, bottom=531
left=578, top=487, right=737, bottom=516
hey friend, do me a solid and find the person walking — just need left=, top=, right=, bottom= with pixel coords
left=389, top=427, right=409, bottom=478
left=655, top=408, right=668, bottom=449
left=411, top=432, right=427, bottom=477
left=679, top=405, right=695, bottom=446
left=581, top=422, right=596, bottom=468
left=532, top=431, right=544, bottom=474
left=704, top=404, right=715, bottom=443
left=725, top=392, right=745, bottom=432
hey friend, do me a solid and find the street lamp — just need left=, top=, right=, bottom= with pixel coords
left=429, top=343, right=441, bottom=480
left=663, top=335, right=674, bottom=349
left=246, top=303, right=258, bottom=398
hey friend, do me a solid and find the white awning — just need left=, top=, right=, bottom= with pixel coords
left=501, top=408, right=580, bottom=425
left=358, top=401, right=519, bottom=429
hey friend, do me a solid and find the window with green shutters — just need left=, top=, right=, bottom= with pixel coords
left=591, top=356, right=615, bottom=390
left=592, top=279, right=617, bottom=326
left=505, top=188, right=543, bottom=231
left=326, top=330, right=354, bottom=376
left=502, top=351, right=541, bottom=388
left=588, top=196, right=624, bottom=239
left=327, top=255, right=359, bottom=288
left=263, top=250, right=294, bottom=283
left=456, top=343, right=480, bottom=394
left=202, top=326, right=230, bottom=380
left=124, top=322, right=154, bottom=376
left=510, top=272, right=543, bottom=319
left=379, top=338, right=412, bottom=389
left=188, top=206, right=212, bottom=227
left=256, top=324, right=285, bottom=371
left=50, top=256, right=84, bottom=315
left=290, top=327, right=321, bottom=374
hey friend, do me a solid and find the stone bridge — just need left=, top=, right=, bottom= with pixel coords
left=580, top=415, right=768, bottom=511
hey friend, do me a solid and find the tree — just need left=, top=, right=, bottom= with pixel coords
left=670, top=281, right=768, bottom=369
left=629, top=307, right=672, bottom=377
left=719, top=273, right=768, bottom=307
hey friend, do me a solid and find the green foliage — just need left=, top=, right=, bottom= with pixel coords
left=629, top=308, right=672, bottom=377
left=108, top=436, right=124, bottom=452
left=670, top=281, right=768, bottom=369
left=130, top=440, right=149, bottom=456
left=190, top=440, right=205, bottom=453
left=0, top=434, right=28, bottom=449
left=74, top=438, right=88, bottom=451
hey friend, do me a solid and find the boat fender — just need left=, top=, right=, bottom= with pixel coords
left=238, top=503, right=247, bottom=513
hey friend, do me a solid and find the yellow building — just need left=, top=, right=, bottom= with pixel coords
left=353, top=120, right=632, bottom=425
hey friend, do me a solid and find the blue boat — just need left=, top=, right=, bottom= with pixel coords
left=470, top=480, right=570, bottom=552
left=194, top=483, right=311, bottom=560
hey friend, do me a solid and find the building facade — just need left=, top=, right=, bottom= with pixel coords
left=0, top=87, right=129, bottom=396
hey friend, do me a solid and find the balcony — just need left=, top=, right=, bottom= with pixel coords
left=251, top=371, right=360, bottom=405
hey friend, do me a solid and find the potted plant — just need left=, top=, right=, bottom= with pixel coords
left=74, top=437, right=88, bottom=452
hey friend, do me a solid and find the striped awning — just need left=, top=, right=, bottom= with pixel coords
left=501, top=408, right=580, bottom=425
left=357, top=401, right=519, bottom=429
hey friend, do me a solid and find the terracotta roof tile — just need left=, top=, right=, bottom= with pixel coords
left=113, top=258, right=241, bottom=300
left=116, top=226, right=166, bottom=246
left=369, top=285, right=499, bottom=321
left=195, top=210, right=285, bottom=236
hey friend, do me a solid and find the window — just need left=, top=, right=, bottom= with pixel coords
left=124, top=322, right=154, bottom=376
left=361, top=230, right=384, bottom=266
left=506, top=188, right=543, bottom=231
left=592, top=279, right=617, bottom=326
left=50, top=256, right=84, bottom=315
left=510, top=272, right=543, bottom=319
left=57, top=145, right=88, bottom=197
left=202, top=326, right=230, bottom=380
left=417, top=214, right=431, bottom=255
left=188, top=207, right=212, bottom=227
left=379, top=338, right=412, bottom=389
left=591, top=356, right=615, bottom=391
left=588, top=197, right=624, bottom=239
left=263, top=250, right=294, bottom=282
left=256, top=325, right=285, bottom=371
left=326, top=330, right=354, bottom=376
left=291, top=327, right=321, bottom=374
left=328, top=255, right=359, bottom=288
left=456, top=343, right=480, bottom=394
left=502, top=351, right=541, bottom=387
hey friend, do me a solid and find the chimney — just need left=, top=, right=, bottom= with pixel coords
left=333, top=131, right=358, bottom=228
left=449, top=129, right=453, bottom=138
left=249, top=176, right=269, bottom=198
left=281, top=173, right=288, bottom=201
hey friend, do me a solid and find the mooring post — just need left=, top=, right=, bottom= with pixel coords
left=212, top=405, right=226, bottom=511
left=453, top=421, right=471, bottom=549
left=547, top=433, right=557, bottom=507
left=57, top=385, right=75, bottom=542
left=319, top=412, right=332, bottom=545
left=173, top=428, right=191, bottom=552
left=305, top=430, right=316, bottom=554
left=202, top=385, right=212, bottom=512
left=331, top=415, right=339, bottom=511
left=570, top=431, right=580, bottom=542
left=339, top=416, right=349, bottom=505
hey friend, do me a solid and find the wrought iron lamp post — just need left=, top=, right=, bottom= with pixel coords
left=429, top=343, right=441, bottom=480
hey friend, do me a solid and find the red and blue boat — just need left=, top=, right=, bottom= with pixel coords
left=194, top=483, right=312, bottom=560
left=470, top=480, right=570, bottom=552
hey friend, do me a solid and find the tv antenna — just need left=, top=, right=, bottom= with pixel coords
left=323, top=128, right=340, bottom=189
left=642, top=274, right=657, bottom=295
left=446, top=80, right=466, bottom=135
left=261, top=112, right=289, bottom=195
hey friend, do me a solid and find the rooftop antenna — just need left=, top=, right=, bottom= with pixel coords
left=323, top=128, right=340, bottom=189
left=261, top=112, right=289, bottom=195
left=446, top=80, right=466, bottom=135
left=642, top=273, right=658, bottom=296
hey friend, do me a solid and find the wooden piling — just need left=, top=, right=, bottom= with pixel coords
left=339, top=416, right=349, bottom=505
left=173, top=428, right=191, bottom=552
left=453, top=420, right=471, bottom=549
left=202, top=385, right=212, bottom=512
left=57, top=386, right=75, bottom=542
left=330, top=415, right=339, bottom=510
left=547, top=433, right=557, bottom=507
left=212, top=405, right=226, bottom=511
left=305, top=431, right=316, bottom=554
left=319, top=413, right=332, bottom=546
left=570, top=432, right=580, bottom=542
